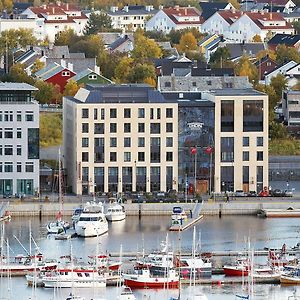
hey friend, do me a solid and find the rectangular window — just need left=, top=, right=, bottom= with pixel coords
left=138, top=137, right=145, bottom=147
left=257, top=151, right=263, bottom=161
left=221, top=166, right=234, bottom=192
left=166, top=137, right=173, bottom=147
left=221, top=137, right=234, bottom=162
left=150, top=123, right=160, bottom=134
left=124, top=152, right=131, bottom=162
left=166, top=108, right=173, bottom=118
left=82, top=123, right=89, bottom=133
left=166, top=152, right=173, bottom=161
left=82, top=138, right=89, bottom=147
left=124, top=108, right=131, bottom=118
left=150, top=108, right=154, bottom=119
left=124, top=137, right=131, bottom=147
left=25, top=162, right=33, bottom=173
left=243, top=137, right=249, bottom=147
left=138, top=152, right=145, bottom=161
left=17, top=145, right=22, bottom=155
left=110, top=137, right=117, bottom=147
left=82, top=167, right=89, bottom=181
left=94, top=123, right=104, bottom=134
left=243, top=100, right=263, bottom=132
left=4, top=129, right=13, bottom=138
left=110, top=108, right=117, bottom=118
left=257, top=166, right=263, bottom=192
left=5, top=162, right=13, bottom=172
left=25, top=113, right=33, bottom=121
left=17, top=163, right=21, bottom=173
left=124, top=123, right=131, bottom=133
left=0, top=145, right=2, bottom=155
left=138, top=123, right=145, bottom=133
left=110, top=123, right=117, bottom=133
left=221, top=100, right=234, bottom=132
left=17, top=114, right=21, bottom=121
left=257, top=137, right=264, bottom=147
left=243, top=166, right=249, bottom=184
left=100, top=108, right=105, bottom=120
left=28, top=128, right=39, bottom=159
left=94, top=108, right=98, bottom=120
left=138, top=108, right=145, bottom=118
left=166, top=123, right=173, bottom=133
left=82, top=109, right=89, bottom=118
left=82, top=152, right=89, bottom=162
left=157, top=108, right=161, bottom=119
left=4, top=145, right=13, bottom=155
left=17, top=129, right=21, bottom=139
left=110, top=152, right=117, bottom=162
left=243, top=151, right=249, bottom=161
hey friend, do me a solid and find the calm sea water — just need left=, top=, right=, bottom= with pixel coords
left=1, top=215, right=300, bottom=299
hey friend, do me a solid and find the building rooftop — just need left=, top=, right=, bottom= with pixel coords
left=268, top=33, right=300, bottom=46
left=0, top=82, right=37, bottom=91
left=212, top=88, right=266, bottom=96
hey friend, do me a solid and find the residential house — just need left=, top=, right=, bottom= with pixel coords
left=107, top=34, right=134, bottom=53
left=282, top=8, right=300, bottom=23
left=268, top=33, right=300, bottom=51
left=254, top=55, right=278, bottom=80
left=35, top=62, right=76, bottom=92
left=157, top=42, right=179, bottom=57
left=255, top=0, right=296, bottom=13
left=69, top=68, right=113, bottom=86
left=107, top=5, right=157, bottom=31
left=198, top=34, right=223, bottom=62
left=223, top=42, right=265, bottom=61
left=282, top=90, right=300, bottom=125
left=199, top=2, right=234, bottom=21
left=146, top=6, right=203, bottom=33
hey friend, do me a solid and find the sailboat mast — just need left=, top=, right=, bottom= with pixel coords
left=58, top=148, right=64, bottom=217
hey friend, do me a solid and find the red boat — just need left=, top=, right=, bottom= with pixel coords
left=223, top=258, right=250, bottom=277
left=123, top=269, right=179, bottom=289
left=88, top=254, right=122, bottom=271
left=268, top=244, right=297, bottom=267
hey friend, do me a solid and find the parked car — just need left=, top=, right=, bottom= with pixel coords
left=271, top=189, right=284, bottom=197
left=3, top=192, right=12, bottom=198
left=247, top=191, right=257, bottom=197
left=234, top=190, right=247, bottom=197
left=156, top=191, right=166, bottom=198
left=284, top=189, right=294, bottom=197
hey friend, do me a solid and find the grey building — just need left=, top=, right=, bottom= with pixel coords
left=282, top=90, right=300, bottom=126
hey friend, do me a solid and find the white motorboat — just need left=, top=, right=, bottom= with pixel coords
left=117, top=286, right=136, bottom=300
left=75, top=202, right=108, bottom=237
left=176, top=256, right=212, bottom=278
left=47, top=219, right=70, bottom=234
left=171, top=206, right=188, bottom=226
left=105, top=200, right=126, bottom=222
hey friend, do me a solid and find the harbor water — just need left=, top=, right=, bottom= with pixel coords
left=1, top=215, right=300, bottom=299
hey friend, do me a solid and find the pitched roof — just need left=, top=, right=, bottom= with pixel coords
left=163, top=6, right=203, bottom=24
left=70, top=68, right=112, bottom=83
left=254, top=55, right=277, bottom=66
left=108, top=35, right=134, bottom=51
left=45, top=58, right=96, bottom=73
left=268, top=33, right=300, bottom=46
left=35, top=62, right=66, bottom=80
left=264, top=60, right=297, bottom=76
left=255, top=0, right=292, bottom=6
left=108, top=5, right=157, bottom=16
left=225, top=43, right=265, bottom=59
left=191, top=67, right=234, bottom=76
left=199, top=2, right=231, bottom=20
left=218, top=10, right=243, bottom=25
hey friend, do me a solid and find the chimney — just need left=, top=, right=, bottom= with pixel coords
left=67, top=62, right=73, bottom=72
left=61, top=59, right=66, bottom=68
left=94, top=65, right=100, bottom=75
left=124, top=5, right=129, bottom=12
left=184, top=8, right=187, bottom=15
left=159, top=5, right=163, bottom=10
left=66, top=3, right=69, bottom=10
left=175, top=5, right=179, bottom=11
left=52, top=7, right=55, bottom=14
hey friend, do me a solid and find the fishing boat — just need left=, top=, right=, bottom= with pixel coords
left=171, top=206, right=188, bottom=226
left=117, top=286, right=136, bottom=300
left=42, top=269, right=106, bottom=288
left=268, top=244, right=297, bottom=267
left=105, top=199, right=126, bottom=222
left=75, top=201, right=108, bottom=237
left=223, top=257, right=250, bottom=277
left=175, top=256, right=212, bottom=278
left=123, top=268, right=179, bottom=289
left=88, top=254, right=122, bottom=271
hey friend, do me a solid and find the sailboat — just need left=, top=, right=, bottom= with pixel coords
left=47, top=149, right=70, bottom=234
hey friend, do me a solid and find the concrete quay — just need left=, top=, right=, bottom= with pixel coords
left=4, top=199, right=300, bottom=217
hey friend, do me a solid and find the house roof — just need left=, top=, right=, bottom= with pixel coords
left=255, top=0, right=292, bottom=6
left=191, top=67, right=234, bottom=76
left=0, top=82, right=37, bottom=91
left=70, top=68, right=113, bottom=83
left=199, top=2, right=231, bottom=20
left=98, top=32, right=123, bottom=45
left=108, top=35, right=134, bottom=51
left=218, top=10, right=243, bottom=25
left=35, top=62, right=66, bottom=80
left=264, top=60, right=297, bottom=76
left=45, top=58, right=96, bottom=73
left=268, top=33, right=300, bottom=46
left=225, top=43, right=265, bottom=59
left=108, top=5, right=157, bottom=16
left=254, top=55, right=277, bottom=66
left=163, top=6, right=203, bottom=24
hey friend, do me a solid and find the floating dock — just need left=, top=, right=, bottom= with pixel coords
left=258, top=208, right=300, bottom=218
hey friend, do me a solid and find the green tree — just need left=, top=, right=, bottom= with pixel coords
left=270, top=73, right=287, bottom=100
left=84, top=12, right=112, bottom=35
left=177, top=32, right=197, bottom=52
left=63, top=80, right=81, bottom=96
left=55, top=28, right=79, bottom=46
left=209, top=47, right=231, bottom=67
left=293, top=21, right=300, bottom=34
left=168, top=29, right=182, bottom=45
left=114, top=57, right=134, bottom=83
left=235, top=55, right=259, bottom=85
left=7, top=63, right=34, bottom=84
left=34, top=80, right=60, bottom=104
left=275, top=44, right=300, bottom=64
left=252, top=34, right=262, bottom=42
left=31, top=59, right=45, bottom=74
left=128, top=63, right=156, bottom=83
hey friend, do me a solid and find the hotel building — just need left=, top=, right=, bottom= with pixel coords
left=0, top=83, right=39, bottom=196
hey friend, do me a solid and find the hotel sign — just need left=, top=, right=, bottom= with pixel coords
left=187, top=122, right=204, bottom=130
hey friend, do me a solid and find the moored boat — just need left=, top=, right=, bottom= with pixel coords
left=88, top=254, right=122, bottom=271
left=171, top=206, right=188, bottom=226
left=175, top=256, right=212, bottom=278
left=223, top=257, right=250, bottom=277
left=117, top=286, right=136, bottom=300
left=281, top=269, right=300, bottom=285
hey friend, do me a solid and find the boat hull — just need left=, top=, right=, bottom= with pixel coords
left=123, top=278, right=179, bottom=289
left=106, top=213, right=126, bottom=222
left=280, top=275, right=300, bottom=284
left=223, top=266, right=248, bottom=277
left=0, top=263, right=57, bottom=276
left=75, top=223, right=108, bottom=237
left=43, top=279, right=106, bottom=288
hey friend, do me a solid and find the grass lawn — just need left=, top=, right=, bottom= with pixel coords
left=40, top=112, right=62, bottom=148
left=269, top=138, right=300, bottom=155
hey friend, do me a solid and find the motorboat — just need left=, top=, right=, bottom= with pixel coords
left=88, top=254, right=122, bottom=271
left=42, top=269, right=106, bottom=288
left=72, top=207, right=84, bottom=224
left=171, top=206, right=188, bottom=226
left=105, top=200, right=126, bottom=222
left=47, top=219, right=70, bottom=234
left=281, top=268, right=300, bottom=285
left=250, top=266, right=281, bottom=280
left=66, top=294, right=85, bottom=300
left=75, top=202, right=108, bottom=237
left=223, top=257, right=250, bottom=276
left=117, top=286, right=136, bottom=300
left=175, top=256, right=212, bottom=278
left=268, top=246, right=297, bottom=267
left=123, top=268, right=179, bottom=289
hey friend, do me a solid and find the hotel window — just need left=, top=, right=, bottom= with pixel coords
left=221, top=137, right=234, bottom=162
left=5, top=162, right=13, bottom=172
left=4, top=128, right=13, bottom=138
left=243, top=100, right=263, bottom=132
left=82, top=123, right=89, bottom=133
left=17, top=145, right=22, bottom=155
left=100, top=108, right=105, bottom=120
left=4, top=145, right=13, bottom=155
left=138, top=123, right=145, bottom=133
left=110, top=152, right=117, bottom=162
left=138, top=137, right=145, bottom=147
left=243, top=151, right=249, bottom=161
left=166, top=123, right=173, bottom=133
left=221, top=100, right=234, bottom=132
left=166, top=108, right=173, bottom=118
left=150, top=123, right=160, bottom=134
left=110, top=137, right=117, bottom=147
left=124, top=123, right=131, bottom=133
left=257, top=137, right=263, bottom=147
left=25, top=112, right=33, bottom=121
left=17, top=162, right=21, bottom=173
left=82, top=138, right=89, bottom=147
left=94, top=109, right=98, bottom=120
left=110, top=123, right=117, bottom=133
left=82, top=109, right=89, bottom=118
left=124, top=152, right=131, bottom=162
left=138, top=152, right=145, bottom=161
left=110, top=108, right=117, bottom=118
left=257, top=151, right=263, bottom=161
left=166, top=152, right=173, bottom=161
left=124, top=137, right=131, bottom=147
left=166, top=137, right=173, bottom=147
left=94, top=123, right=104, bottom=134
left=82, top=152, right=89, bottom=162
left=243, top=137, right=249, bottom=147
left=124, top=108, right=131, bottom=118
left=17, top=129, right=21, bottom=138
left=138, top=108, right=145, bottom=118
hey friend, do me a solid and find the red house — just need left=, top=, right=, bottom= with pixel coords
left=254, top=55, right=278, bottom=80
left=35, top=62, right=76, bottom=93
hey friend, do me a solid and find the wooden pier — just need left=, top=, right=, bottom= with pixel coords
left=258, top=208, right=300, bottom=218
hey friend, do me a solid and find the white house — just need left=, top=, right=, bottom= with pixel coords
left=146, top=6, right=203, bottom=33
left=264, top=60, right=298, bottom=87
left=107, top=5, right=157, bottom=31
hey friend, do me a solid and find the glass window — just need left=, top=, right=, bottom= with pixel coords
left=124, top=123, right=131, bottom=133
left=138, top=123, right=145, bottom=133
left=166, top=137, right=173, bottom=147
left=82, top=152, right=89, bottom=162
left=150, top=108, right=154, bottom=119
left=94, top=123, right=104, bottom=134
left=17, top=163, right=21, bottom=173
left=100, top=108, right=105, bottom=120
left=257, top=151, right=263, bottom=161
left=151, top=137, right=160, bottom=146
left=82, top=109, right=89, bottom=118
left=150, top=123, right=160, bottom=134
left=28, top=128, right=39, bottom=159
left=110, top=108, right=117, bottom=118
left=110, top=123, right=117, bottom=133
left=124, top=152, right=131, bottom=162
left=4, top=129, right=13, bottom=138
left=94, top=109, right=98, bottom=120
left=166, top=108, right=173, bottom=118
left=138, top=137, right=145, bottom=147
left=257, top=137, right=263, bottom=147
left=82, top=123, right=89, bottom=133
left=166, top=152, right=173, bottom=161
left=138, top=152, right=145, bottom=161
left=243, top=137, right=249, bottom=147
left=0, top=145, right=2, bottom=155
left=243, top=100, right=263, bottom=132
left=243, top=151, right=249, bottom=161
left=110, top=152, right=117, bottom=162
left=243, top=166, right=249, bottom=184
left=257, top=166, right=263, bottom=192
left=166, top=123, right=173, bottom=133
left=221, top=137, right=234, bottom=162
left=138, top=108, right=145, bottom=118
left=124, top=108, right=131, bottom=118
left=25, top=162, right=33, bottom=173
left=221, top=166, right=234, bottom=192
left=17, top=114, right=21, bottom=121
left=221, top=100, right=234, bottom=132
left=17, top=145, right=21, bottom=155
left=4, top=145, right=13, bottom=155
left=110, top=137, right=117, bottom=147
left=124, top=137, right=131, bottom=147
left=25, top=113, right=33, bottom=121
left=5, top=162, right=13, bottom=172
left=82, top=138, right=89, bottom=147
left=17, top=129, right=21, bottom=139
left=157, top=108, right=161, bottom=119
